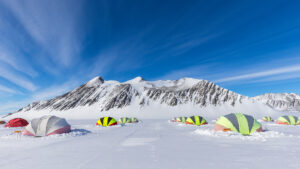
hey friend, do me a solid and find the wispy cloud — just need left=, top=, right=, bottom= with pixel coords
left=247, top=72, right=300, bottom=84
left=0, top=64, right=37, bottom=91
left=2, top=0, right=84, bottom=68
left=0, top=98, right=33, bottom=114
left=0, top=78, right=82, bottom=114
left=0, top=26, right=38, bottom=77
left=154, top=65, right=215, bottom=80
left=0, top=84, right=18, bottom=94
left=215, top=64, right=300, bottom=83
left=32, top=79, right=81, bottom=101
left=0, top=78, right=80, bottom=114
left=0, top=50, right=37, bottom=77
left=162, top=33, right=221, bottom=57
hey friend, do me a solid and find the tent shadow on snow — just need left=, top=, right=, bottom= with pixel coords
left=70, top=129, right=91, bottom=136
left=34, top=129, right=92, bottom=138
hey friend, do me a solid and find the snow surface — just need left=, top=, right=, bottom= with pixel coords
left=3, top=98, right=287, bottom=121
left=1, top=119, right=300, bottom=169
left=148, top=77, right=202, bottom=90
left=254, top=93, right=300, bottom=101
left=125, top=77, right=202, bottom=92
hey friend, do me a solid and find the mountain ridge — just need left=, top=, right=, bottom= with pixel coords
left=15, top=76, right=300, bottom=115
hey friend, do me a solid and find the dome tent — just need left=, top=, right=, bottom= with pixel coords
left=171, top=117, right=177, bottom=122
left=131, top=117, right=139, bottom=123
left=214, top=113, right=262, bottom=135
left=276, top=116, right=300, bottom=125
left=5, top=118, right=28, bottom=128
left=262, top=116, right=274, bottom=122
left=176, top=117, right=187, bottom=123
left=185, top=116, right=207, bottom=125
left=96, top=117, right=117, bottom=127
left=23, top=116, right=71, bottom=136
left=119, top=117, right=131, bottom=124
left=0, top=120, right=5, bottom=125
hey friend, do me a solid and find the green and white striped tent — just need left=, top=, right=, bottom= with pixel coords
left=119, top=117, right=132, bottom=124
left=214, top=113, right=262, bottom=135
left=276, top=116, right=300, bottom=125
left=176, top=117, right=187, bottom=123
left=131, top=117, right=139, bottom=123
left=262, top=116, right=273, bottom=122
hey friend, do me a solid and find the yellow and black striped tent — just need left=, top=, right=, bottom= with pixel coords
left=131, top=117, right=139, bottom=123
left=185, top=116, right=207, bottom=125
left=119, top=117, right=132, bottom=124
left=96, top=117, right=118, bottom=127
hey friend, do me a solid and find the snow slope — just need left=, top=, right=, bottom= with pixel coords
left=1, top=119, right=300, bottom=169
left=254, top=93, right=300, bottom=112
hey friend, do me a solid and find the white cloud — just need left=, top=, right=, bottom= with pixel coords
left=0, top=78, right=82, bottom=114
left=215, top=64, right=300, bottom=83
left=0, top=52, right=35, bottom=77
left=154, top=65, right=214, bottom=80
left=32, top=79, right=81, bottom=101
left=0, top=66, right=37, bottom=91
left=0, top=85, right=18, bottom=94
left=0, top=98, right=33, bottom=114
left=249, top=73, right=300, bottom=83
left=166, top=33, right=222, bottom=57
left=3, top=0, right=84, bottom=67
left=0, top=35, right=38, bottom=78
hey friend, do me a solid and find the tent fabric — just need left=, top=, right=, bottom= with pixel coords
left=171, top=117, right=177, bottom=122
left=131, top=117, right=139, bottom=123
left=96, top=117, right=117, bottom=127
left=119, top=117, right=131, bottom=124
left=176, top=117, right=187, bottom=123
left=214, top=113, right=262, bottom=135
left=262, top=116, right=274, bottom=122
left=23, top=116, right=71, bottom=136
left=185, top=116, right=207, bottom=125
left=276, top=116, right=300, bottom=125
left=5, top=118, right=28, bottom=128
left=0, top=120, right=5, bottom=124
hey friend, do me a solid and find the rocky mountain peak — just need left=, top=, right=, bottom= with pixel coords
left=125, top=76, right=145, bottom=84
left=254, top=93, right=300, bottom=111
left=85, top=76, right=104, bottom=87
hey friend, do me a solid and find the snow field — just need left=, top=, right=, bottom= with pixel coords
left=0, top=119, right=300, bottom=169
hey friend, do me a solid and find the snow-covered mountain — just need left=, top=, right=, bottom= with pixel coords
left=18, top=76, right=245, bottom=112
left=14, top=76, right=300, bottom=117
left=253, top=93, right=300, bottom=112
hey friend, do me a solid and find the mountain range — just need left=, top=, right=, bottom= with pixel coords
left=15, top=76, right=300, bottom=116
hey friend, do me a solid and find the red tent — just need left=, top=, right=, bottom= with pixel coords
left=5, top=118, right=28, bottom=127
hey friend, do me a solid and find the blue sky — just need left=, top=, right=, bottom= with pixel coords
left=0, top=0, right=300, bottom=114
